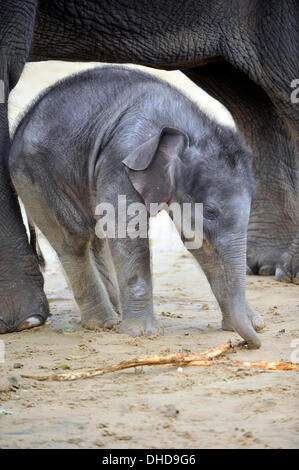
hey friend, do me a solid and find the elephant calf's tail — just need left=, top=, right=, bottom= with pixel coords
left=28, top=219, right=46, bottom=271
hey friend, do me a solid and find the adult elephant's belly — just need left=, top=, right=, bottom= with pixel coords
left=8, top=61, right=236, bottom=135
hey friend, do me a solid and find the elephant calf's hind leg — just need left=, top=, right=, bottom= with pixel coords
left=59, top=243, right=119, bottom=330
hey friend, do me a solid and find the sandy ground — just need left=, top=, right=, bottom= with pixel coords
left=0, top=62, right=298, bottom=449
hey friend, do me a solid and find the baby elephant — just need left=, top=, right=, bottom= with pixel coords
left=9, top=66, right=264, bottom=348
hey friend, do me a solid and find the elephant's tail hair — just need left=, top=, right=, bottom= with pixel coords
left=28, top=219, right=46, bottom=271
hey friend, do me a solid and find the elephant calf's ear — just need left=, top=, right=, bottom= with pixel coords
left=122, top=128, right=188, bottom=213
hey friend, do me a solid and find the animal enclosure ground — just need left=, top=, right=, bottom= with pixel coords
left=0, top=222, right=298, bottom=449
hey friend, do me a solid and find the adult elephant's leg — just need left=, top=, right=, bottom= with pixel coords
left=221, top=7, right=299, bottom=282
left=0, top=22, right=49, bottom=331
left=185, top=63, right=299, bottom=278
left=0, top=105, right=48, bottom=333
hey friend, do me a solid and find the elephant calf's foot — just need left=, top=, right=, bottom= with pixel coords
left=119, top=314, right=160, bottom=337
left=81, top=311, right=119, bottom=330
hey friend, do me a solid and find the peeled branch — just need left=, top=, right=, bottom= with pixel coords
left=21, top=340, right=298, bottom=382
left=232, top=360, right=299, bottom=370
left=21, top=340, right=234, bottom=381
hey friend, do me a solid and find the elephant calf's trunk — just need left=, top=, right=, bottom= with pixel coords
left=230, top=304, right=261, bottom=349
left=221, top=242, right=261, bottom=349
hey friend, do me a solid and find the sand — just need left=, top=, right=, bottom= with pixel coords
left=0, top=62, right=298, bottom=449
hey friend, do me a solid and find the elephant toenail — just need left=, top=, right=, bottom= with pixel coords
left=258, top=265, right=274, bottom=276
left=252, top=315, right=265, bottom=331
left=275, top=267, right=290, bottom=282
left=0, top=319, right=9, bottom=334
left=103, top=318, right=118, bottom=329
left=16, top=316, right=43, bottom=332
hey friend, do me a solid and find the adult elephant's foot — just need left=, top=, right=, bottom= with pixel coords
left=222, top=303, right=265, bottom=332
left=275, top=232, right=299, bottom=284
left=0, top=274, right=49, bottom=334
left=246, top=243, right=281, bottom=276
left=246, top=185, right=299, bottom=279
left=119, top=315, right=160, bottom=337
left=247, top=228, right=299, bottom=284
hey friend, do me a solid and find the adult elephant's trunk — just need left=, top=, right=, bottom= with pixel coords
left=218, top=237, right=261, bottom=349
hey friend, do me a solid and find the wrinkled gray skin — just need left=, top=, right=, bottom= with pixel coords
left=1, top=0, right=298, bottom=334
left=9, top=67, right=264, bottom=348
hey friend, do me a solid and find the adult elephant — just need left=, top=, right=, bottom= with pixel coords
left=0, top=0, right=298, bottom=333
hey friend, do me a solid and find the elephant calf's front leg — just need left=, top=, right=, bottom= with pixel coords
left=108, top=237, right=159, bottom=336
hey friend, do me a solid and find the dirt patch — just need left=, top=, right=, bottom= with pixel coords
left=0, top=226, right=298, bottom=449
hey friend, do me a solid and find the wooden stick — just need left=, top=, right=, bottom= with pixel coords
left=21, top=340, right=235, bottom=381
left=22, top=341, right=298, bottom=381
left=183, top=359, right=299, bottom=370
left=232, top=360, right=299, bottom=370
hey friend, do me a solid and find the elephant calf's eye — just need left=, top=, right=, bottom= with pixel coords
left=203, top=206, right=218, bottom=220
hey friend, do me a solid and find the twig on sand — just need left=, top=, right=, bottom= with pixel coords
left=21, top=340, right=298, bottom=382
left=21, top=340, right=236, bottom=381
left=232, top=361, right=299, bottom=370
left=186, top=359, right=299, bottom=370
